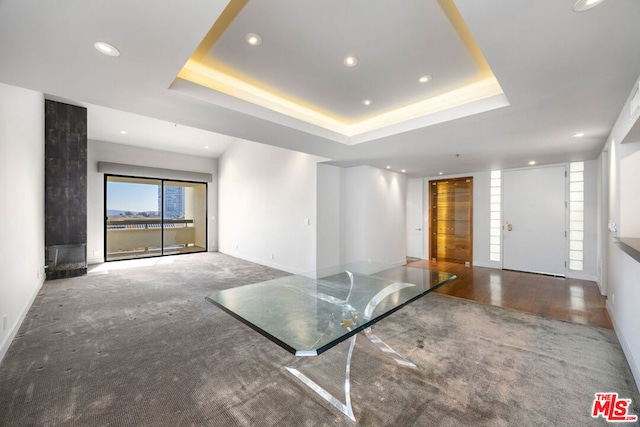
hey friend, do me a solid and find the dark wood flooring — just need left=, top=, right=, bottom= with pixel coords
left=407, top=259, right=613, bottom=329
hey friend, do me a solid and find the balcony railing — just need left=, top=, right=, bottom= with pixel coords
left=106, top=218, right=199, bottom=259
left=106, top=218, right=193, bottom=229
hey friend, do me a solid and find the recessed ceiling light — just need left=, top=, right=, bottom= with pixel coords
left=529, top=161, right=536, bottom=165
left=204, top=146, right=209, bottom=150
left=419, top=75, right=432, bottom=83
left=362, top=99, right=372, bottom=106
left=120, top=130, right=127, bottom=135
left=573, top=0, right=606, bottom=12
left=439, top=172, right=444, bottom=175
left=344, top=56, right=358, bottom=67
left=386, top=166, right=391, bottom=169
left=94, top=41, right=120, bottom=57
left=401, top=169, right=406, bottom=173
left=245, top=33, right=262, bottom=46
left=572, top=132, right=585, bottom=138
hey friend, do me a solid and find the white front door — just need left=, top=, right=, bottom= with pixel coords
left=406, top=179, right=423, bottom=258
left=502, top=166, right=567, bottom=276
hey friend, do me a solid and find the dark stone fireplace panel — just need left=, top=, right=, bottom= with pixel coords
left=45, top=100, right=87, bottom=280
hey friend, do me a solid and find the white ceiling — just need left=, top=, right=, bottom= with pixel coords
left=1, top=0, right=639, bottom=177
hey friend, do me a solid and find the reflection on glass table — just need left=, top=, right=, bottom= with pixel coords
left=206, top=262, right=456, bottom=421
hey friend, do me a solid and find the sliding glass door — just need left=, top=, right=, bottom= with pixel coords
left=105, top=175, right=207, bottom=261
left=162, top=181, right=207, bottom=255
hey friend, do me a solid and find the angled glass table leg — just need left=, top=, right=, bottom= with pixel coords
left=285, top=328, right=418, bottom=422
left=363, top=327, right=417, bottom=368
left=285, top=335, right=357, bottom=421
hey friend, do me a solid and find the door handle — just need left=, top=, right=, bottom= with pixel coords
left=505, top=222, right=513, bottom=231
left=415, top=228, right=422, bottom=231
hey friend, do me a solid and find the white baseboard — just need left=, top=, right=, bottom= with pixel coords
left=220, top=251, right=307, bottom=275
left=0, top=277, right=45, bottom=365
left=566, top=271, right=599, bottom=282
left=607, top=300, right=640, bottom=394
left=472, top=260, right=501, bottom=269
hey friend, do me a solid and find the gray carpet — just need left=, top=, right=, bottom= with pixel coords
left=0, top=252, right=638, bottom=426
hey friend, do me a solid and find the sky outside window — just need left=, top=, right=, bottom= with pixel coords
left=107, top=181, right=159, bottom=213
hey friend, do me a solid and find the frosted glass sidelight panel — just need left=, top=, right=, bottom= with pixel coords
left=570, top=201, right=584, bottom=211
left=570, top=182, right=584, bottom=192
left=569, top=191, right=584, bottom=202
left=568, top=162, right=584, bottom=271
left=489, top=170, right=502, bottom=262
left=570, top=162, right=584, bottom=172
left=570, top=171, right=584, bottom=182
left=570, top=212, right=584, bottom=222
left=569, top=260, right=583, bottom=270
left=569, top=240, right=583, bottom=251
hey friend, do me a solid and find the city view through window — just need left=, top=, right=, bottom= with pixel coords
left=105, top=176, right=207, bottom=261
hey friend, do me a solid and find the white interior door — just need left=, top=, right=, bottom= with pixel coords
left=406, top=179, right=423, bottom=258
left=503, top=166, right=567, bottom=276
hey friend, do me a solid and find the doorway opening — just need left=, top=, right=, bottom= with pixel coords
left=105, top=175, right=207, bottom=261
left=429, top=177, right=473, bottom=265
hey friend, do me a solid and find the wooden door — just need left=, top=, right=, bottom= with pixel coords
left=429, top=177, right=473, bottom=264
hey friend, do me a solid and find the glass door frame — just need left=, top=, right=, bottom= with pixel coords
left=104, top=174, right=208, bottom=262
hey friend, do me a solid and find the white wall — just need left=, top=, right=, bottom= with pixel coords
left=218, top=139, right=325, bottom=274
left=87, top=140, right=218, bottom=264
left=422, top=171, right=497, bottom=269
left=619, top=146, right=640, bottom=236
left=316, top=164, right=343, bottom=271
left=343, top=166, right=407, bottom=266
left=602, top=74, right=640, bottom=389
left=0, top=83, right=45, bottom=362
left=316, top=164, right=407, bottom=270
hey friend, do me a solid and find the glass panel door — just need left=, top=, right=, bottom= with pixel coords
left=162, top=181, right=207, bottom=255
left=106, top=176, right=163, bottom=261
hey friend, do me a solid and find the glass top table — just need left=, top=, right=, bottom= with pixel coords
left=206, top=263, right=456, bottom=421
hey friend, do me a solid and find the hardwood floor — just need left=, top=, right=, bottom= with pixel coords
left=407, top=259, right=613, bottom=329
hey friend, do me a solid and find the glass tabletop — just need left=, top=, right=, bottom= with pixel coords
left=206, top=263, right=456, bottom=356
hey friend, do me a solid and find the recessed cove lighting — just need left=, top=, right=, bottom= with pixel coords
left=419, top=75, right=432, bottom=83
left=528, top=161, right=537, bottom=165
left=362, top=99, right=372, bottom=106
left=94, top=41, right=120, bottom=57
left=572, top=132, right=585, bottom=138
left=245, top=33, right=262, bottom=46
left=344, top=56, right=358, bottom=67
left=573, top=0, right=606, bottom=12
